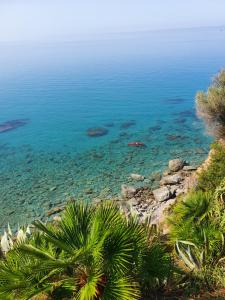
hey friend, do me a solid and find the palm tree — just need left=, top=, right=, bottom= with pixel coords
left=0, top=201, right=171, bottom=300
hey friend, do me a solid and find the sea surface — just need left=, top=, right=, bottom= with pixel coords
left=0, top=27, right=225, bottom=230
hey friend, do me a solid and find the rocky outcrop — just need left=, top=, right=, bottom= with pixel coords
left=153, top=186, right=171, bottom=202
left=114, top=159, right=199, bottom=231
left=160, top=174, right=183, bottom=185
left=168, top=159, right=185, bottom=172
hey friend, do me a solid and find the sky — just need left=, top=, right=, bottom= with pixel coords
left=0, top=0, right=225, bottom=42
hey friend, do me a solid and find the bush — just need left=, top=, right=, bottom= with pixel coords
left=196, top=69, right=225, bottom=138
left=168, top=186, right=225, bottom=292
left=197, top=142, right=225, bottom=192
left=0, top=201, right=173, bottom=300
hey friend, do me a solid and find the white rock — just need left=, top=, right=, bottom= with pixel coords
left=168, top=159, right=185, bottom=172
left=183, top=165, right=197, bottom=171
left=153, top=186, right=171, bottom=202
left=130, top=173, right=145, bottom=181
left=160, top=174, right=183, bottom=185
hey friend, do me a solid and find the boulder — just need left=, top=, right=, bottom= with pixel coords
left=153, top=186, right=171, bottom=202
left=160, top=174, right=183, bottom=185
left=130, top=173, right=145, bottom=181
left=183, top=165, right=197, bottom=171
left=46, top=206, right=64, bottom=217
left=168, top=159, right=185, bottom=172
left=121, top=184, right=137, bottom=198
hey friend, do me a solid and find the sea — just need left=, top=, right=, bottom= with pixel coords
left=0, top=26, right=225, bottom=230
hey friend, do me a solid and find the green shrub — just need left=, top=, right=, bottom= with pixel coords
left=196, top=69, right=225, bottom=138
left=0, top=201, right=173, bottom=300
left=197, top=142, right=225, bottom=192
left=168, top=187, right=225, bottom=292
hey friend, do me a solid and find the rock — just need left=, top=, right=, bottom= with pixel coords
left=168, top=159, right=185, bottom=172
left=127, top=198, right=139, bottom=207
left=121, top=184, right=137, bottom=198
left=183, top=165, right=197, bottom=171
left=175, top=188, right=185, bottom=196
left=160, top=174, right=183, bottom=185
left=153, top=186, right=171, bottom=202
left=162, top=169, right=171, bottom=176
left=169, top=185, right=179, bottom=196
left=87, top=127, right=108, bottom=137
left=130, top=173, right=145, bottom=181
left=150, top=172, right=162, bottom=182
left=0, top=119, right=29, bottom=134
left=46, top=206, right=64, bottom=217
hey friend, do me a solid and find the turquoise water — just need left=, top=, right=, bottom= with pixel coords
left=0, top=27, right=225, bottom=229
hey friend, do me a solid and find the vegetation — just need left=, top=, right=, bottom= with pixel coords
left=0, top=201, right=172, bottom=300
left=169, top=187, right=225, bottom=292
left=197, top=142, right=225, bottom=192
left=196, top=69, right=225, bottom=138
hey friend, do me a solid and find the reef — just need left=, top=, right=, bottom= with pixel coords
left=0, top=119, right=29, bottom=133
left=87, top=127, right=108, bottom=137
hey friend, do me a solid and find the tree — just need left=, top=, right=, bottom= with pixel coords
left=196, top=69, right=225, bottom=138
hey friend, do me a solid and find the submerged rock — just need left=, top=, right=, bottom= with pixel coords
left=0, top=119, right=29, bottom=133
left=168, top=159, right=185, bottom=172
left=130, top=173, right=145, bottom=181
left=87, top=127, right=108, bottom=137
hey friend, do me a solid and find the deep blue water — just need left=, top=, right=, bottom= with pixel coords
left=0, top=27, right=225, bottom=229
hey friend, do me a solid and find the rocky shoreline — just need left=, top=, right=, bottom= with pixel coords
left=105, top=158, right=197, bottom=232
left=45, top=158, right=199, bottom=234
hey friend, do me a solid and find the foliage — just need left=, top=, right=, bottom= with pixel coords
left=196, top=69, right=225, bottom=138
left=169, top=185, right=225, bottom=291
left=197, top=142, right=225, bottom=192
left=0, top=201, right=172, bottom=300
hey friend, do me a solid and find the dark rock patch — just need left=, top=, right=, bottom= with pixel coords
left=0, top=119, right=29, bottom=133
left=87, top=127, right=108, bottom=137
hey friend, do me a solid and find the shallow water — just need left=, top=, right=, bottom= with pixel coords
left=0, top=27, right=225, bottom=230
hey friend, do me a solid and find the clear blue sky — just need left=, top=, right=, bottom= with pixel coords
left=0, top=0, right=225, bottom=42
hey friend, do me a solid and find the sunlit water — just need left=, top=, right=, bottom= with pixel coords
left=0, top=27, right=225, bottom=229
